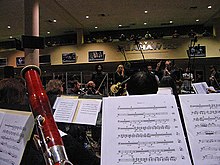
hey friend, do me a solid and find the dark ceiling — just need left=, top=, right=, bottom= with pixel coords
left=0, top=0, right=220, bottom=41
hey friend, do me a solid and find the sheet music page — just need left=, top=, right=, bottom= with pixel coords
left=74, top=99, right=102, bottom=125
left=53, top=95, right=78, bottom=109
left=179, top=94, right=220, bottom=165
left=54, top=98, right=78, bottom=123
left=102, top=95, right=192, bottom=165
left=192, top=82, right=208, bottom=94
left=0, top=111, right=5, bottom=126
left=0, top=110, right=34, bottom=165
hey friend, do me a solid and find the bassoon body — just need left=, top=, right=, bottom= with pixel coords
left=21, top=65, right=72, bottom=165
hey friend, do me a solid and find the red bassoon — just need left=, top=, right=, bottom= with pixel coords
left=21, top=65, right=72, bottom=165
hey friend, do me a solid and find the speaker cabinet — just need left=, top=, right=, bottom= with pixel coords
left=4, top=66, right=14, bottom=78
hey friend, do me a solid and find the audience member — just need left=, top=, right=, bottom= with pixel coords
left=172, top=30, right=180, bottom=38
left=145, top=31, right=152, bottom=39
left=119, top=33, right=126, bottom=41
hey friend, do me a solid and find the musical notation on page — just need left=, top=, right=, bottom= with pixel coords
left=179, top=94, right=220, bottom=165
left=0, top=109, right=34, bottom=165
left=101, top=95, right=192, bottom=165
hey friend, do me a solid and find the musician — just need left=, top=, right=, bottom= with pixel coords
left=70, top=79, right=84, bottom=95
left=46, top=79, right=64, bottom=111
left=147, top=65, right=159, bottom=84
left=0, top=78, right=29, bottom=111
left=126, top=71, right=158, bottom=95
left=163, top=60, right=173, bottom=77
left=181, top=67, right=194, bottom=91
left=208, top=65, right=220, bottom=89
left=113, top=64, right=128, bottom=96
left=84, top=81, right=100, bottom=95
left=92, top=64, right=107, bottom=94
left=156, top=60, right=178, bottom=81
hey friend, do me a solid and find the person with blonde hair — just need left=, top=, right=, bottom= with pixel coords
left=84, top=80, right=101, bottom=95
left=46, top=79, right=64, bottom=108
left=113, top=64, right=128, bottom=96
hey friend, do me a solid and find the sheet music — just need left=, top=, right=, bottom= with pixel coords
left=0, top=110, right=34, bottom=165
left=102, top=95, right=191, bottom=165
left=74, top=99, right=102, bottom=125
left=0, top=111, right=5, bottom=126
left=192, top=82, right=208, bottom=94
left=179, top=94, right=220, bottom=165
left=53, top=98, right=78, bottom=123
left=157, top=87, right=173, bottom=95
left=53, top=97, right=101, bottom=125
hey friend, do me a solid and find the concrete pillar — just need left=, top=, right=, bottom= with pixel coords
left=24, top=0, right=39, bottom=66
left=76, top=28, right=84, bottom=45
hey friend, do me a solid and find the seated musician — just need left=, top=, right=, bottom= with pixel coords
left=70, top=79, right=85, bottom=95
left=84, top=81, right=101, bottom=95
left=46, top=79, right=64, bottom=112
left=126, top=71, right=158, bottom=95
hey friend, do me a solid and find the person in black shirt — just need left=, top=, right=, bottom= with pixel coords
left=113, top=64, right=128, bottom=96
left=92, top=64, right=107, bottom=95
left=208, top=65, right=220, bottom=89
left=126, top=71, right=158, bottom=95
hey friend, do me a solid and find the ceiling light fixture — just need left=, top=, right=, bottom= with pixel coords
left=144, top=10, right=148, bottom=14
left=47, top=31, right=50, bottom=34
left=144, top=22, right=147, bottom=25
left=86, top=15, right=89, bottom=19
left=196, top=19, right=199, bottom=22
left=7, top=25, right=11, bottom=29
left=9, top=36, right=13, bottom=39
left=119, top=24, right=122, bottom=27
left=169, top=20, right=173, bottom=24
left=95, top=26, right=98, bottom=29
left=53, top=19, right=57, bottom=23
left=208, top=5, right=212, bottom=9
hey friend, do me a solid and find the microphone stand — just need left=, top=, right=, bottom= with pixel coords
left=118, top=45, right=131, bottom=70
left=135, top=39, right=146, bottom=70
left=187, top=36, right=197, bottom=94
left=96, top=73, right=108, bottom=95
